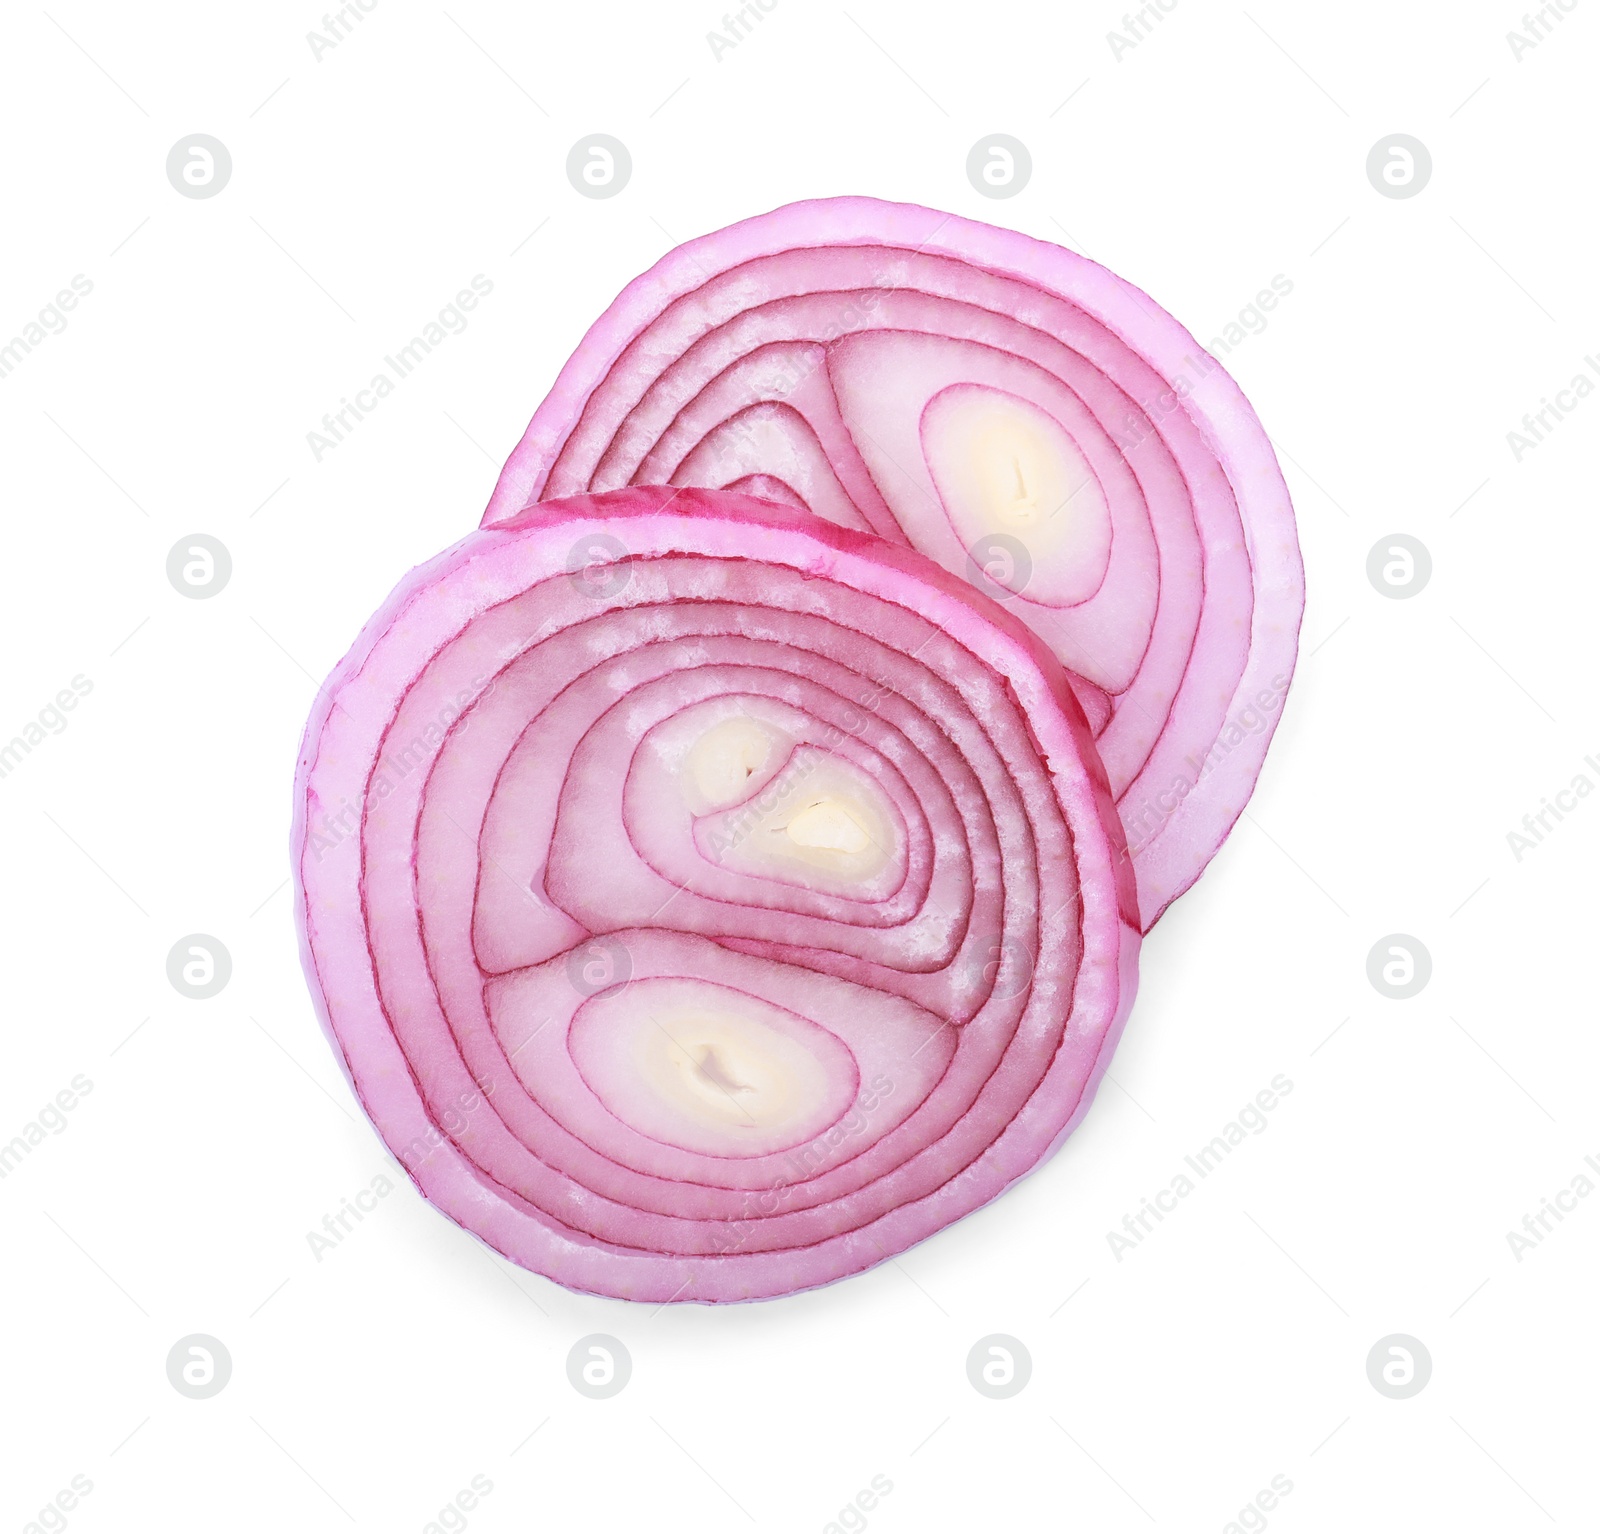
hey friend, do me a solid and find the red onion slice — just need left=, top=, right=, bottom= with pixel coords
left=483, top=199, right=1305, bottom=928
left=295, top=486, right=1139, bottom=1301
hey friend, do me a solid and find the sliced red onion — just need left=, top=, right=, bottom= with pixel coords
left=295, top=486, right=1139, bottom=1301
left=483, top=199, right=1305, bottom=928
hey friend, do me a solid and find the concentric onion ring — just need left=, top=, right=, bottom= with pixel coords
left=294, top=486, right=1139, bottom=1301
left=483, top=197, right=1305, bottom=929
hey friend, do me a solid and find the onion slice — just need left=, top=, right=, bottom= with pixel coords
left=294, top=486, right=1140, bottom=1301
left=483, top=198, right=1305, bottom=928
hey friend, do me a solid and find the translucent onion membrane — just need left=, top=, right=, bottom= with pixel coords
left=294, top=487, right=1140, bottom=1302
left=484, top=198, right=1305, bottom=929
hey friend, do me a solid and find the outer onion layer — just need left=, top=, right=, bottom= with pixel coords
left=483, top=198, right=1305, bottom=929
left=294, top=486, right=1140, bottom=1302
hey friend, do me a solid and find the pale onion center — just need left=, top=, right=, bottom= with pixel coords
left=923, top=386, right=1107, bottom=593
left=779, top=796, right=872, bottom=855
left=736, top=756, right=892, bottom=882
left=684, top=715, right=783, bottom=811
left=944, top=398, right=1078, bottom=533
left=690, top=732, right=900, bottom=890
left=639, top=1008, right=825, bottom=1131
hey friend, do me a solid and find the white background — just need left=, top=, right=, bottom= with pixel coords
left=2, top=1, right=1596, bottom=1530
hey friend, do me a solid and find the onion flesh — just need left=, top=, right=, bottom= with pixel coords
left=483, top=199, right=1305, bottom=928
left=294, top=485, right=1140, bottom=1302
